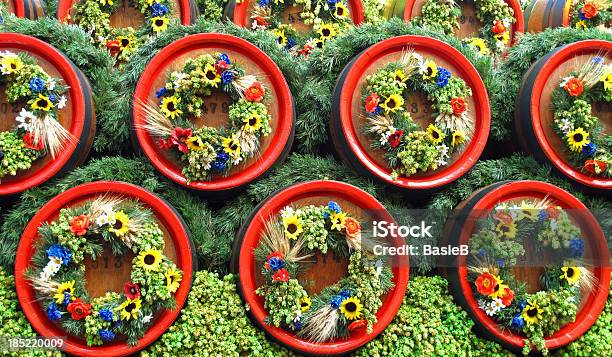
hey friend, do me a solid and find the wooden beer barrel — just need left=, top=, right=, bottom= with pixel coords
left=524, top=0, right=572, bottom=32
left=0, top=33, right=95, bottom=197
left=231, top=180, right=410, bottom=355
left=330, top=35, right=490, bottom=192
left=132, top=33, right=295, bottom=194
left=442, top=180, right=610, bottom=352
left=516, top=40, right=611, bottom=191
left=15, top=181, right=196, bottom=356
left=3, top=0, right=46, bottom=19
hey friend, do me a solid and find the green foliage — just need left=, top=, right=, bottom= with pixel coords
left=0, top=131, right=40, bottom=178
left=196, top=0, right=227, bottom=21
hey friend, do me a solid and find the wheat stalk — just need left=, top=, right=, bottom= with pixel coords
left=134, top=98, right=174, bottom=137
left=298, top=306, right=339, bottom=343
left=30, top=115, right=76, bottom=159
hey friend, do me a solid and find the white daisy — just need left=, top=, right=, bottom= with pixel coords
left=478, top=299, right=487, bottom=310
left=47, top=78, right=56, bottom=90
left=172, top=72, right=188, bottom=90
left=280, top=206, right=295, bottom=218
left=96, top=209, right=114, bottom=227
left=437, top=144, right=449, bottom=159
left=141, top=313, right=153, bottom=324
left=15, top=108, right=37, bottom=131
left=491, top=298, right=505, bottom=312
left=557, top=118, right=573, bottom=135
left=484, top=304, right=498, bottom=316
left=57, top=95, right=67, bottom=109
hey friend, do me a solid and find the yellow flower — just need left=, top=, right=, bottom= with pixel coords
left=117, top=36, right=132, bottom=49
left=98, top=0, right=113, bottom=5
left=330, top=212, right=347, bottom=231
left=242, top=113, right=263, bottom=133
left=202, top=63, right=221, bottom=88
left=576, top=20, right=587, bottom=29
left=30, top=94, right=54, bottom=111
left=421, top=60, right=438, bottom=80
left=186, top=136, right=205, bottom=151
left=300, top=296, right=312, bottom=312
left=283, top=215, right=303, bottom=240
left=451, top=130, right=465, bottom=147
left=53, top=280, right=75, bottom=304
left=222, top=136, right=241, bottom=158
left=522, top=301, right=543, bottom=325
left=467, top=38, right=489, bottom=55
left=160, top=96, right=182, bottom=119
left=340, top=297, right=363, bottom=320
left=108, top=210, right=130, bottom=237
left=518, top=202, right=538, bottom=221
left=137, top=249, right=163, bottom=271
left=271, top=29, right=287, bottom=47
left=380, top=93, right=404, bottom=113
left=151, top=16, right=169, bottom=33
left=489, top=282, right=508, bottom=299
left=495, top=221, right=516, bottom=238
left=567, top=128, right=590, bottom=152
left=317, top=23, right=337, bottom=40
left=334, top=2, right=349, bottom=18
left=0, top=55, right=23, bottom=75
left=601, top=72, right=612, bottom=92
left=426, top=124, right=445, bottom=144
left=165, top=267, right=182, bottom=293
left=560, top=266, right=581, bottom=285
left=494, top=31, right=510, bottom=45
left=393, top=69, right=407, bottom=83
left=117, top=297, right=142, bottom=320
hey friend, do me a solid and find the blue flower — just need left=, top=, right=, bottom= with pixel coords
left=151, top=3, right=169, bottom=16
left=323, top=211, right=330, bottom=220
left=286, top=38, right=297, bottom=49
left=211, top=160, right=227, bottom=171
left=496, top=259, right=505, bottom=268
left=327, top=0, right=338, bottom=6
left=268, top=257, right=285, bottom=271
left=29, top=77, right=45, bottom=93
left=46, top=244, right=72, bottom=266
left=436, top=67, right=451, bottom=88
left=292, top=320, right=303, bottom=331
left=217, top=152, right=229, bottom=162
left=155, top=87, right=167, bottom=98
left=592, top=57, right=604, bottom=64
left=569, top=238, right=585, bottom=258
left=99, top=329, right=115, bottom=342
left=49, top=94, right=56, bottom=103
left=98, top=308, right=114, bottom=322
left=538, top=210, right=548, bottom=222
left=62, top=292, right=72, bottom=306
left=328, top=201, right=341, bottom=213
left=259, top=0, right=271, bottom=6
left=339, top=289, right=351, bottom=299
left=477, top=249, right=487, bottom=258
left=582, top=142, right=597, bottom=157
left=516, top=300, right=526, bottom=311
left=579, top=10, right=587, bottom=20
left=221, top=71, right=234, bottom=84
left=372, top=106, right=383, bottom=115
left=47, top=303, right=62, bottom=321
left=511, top=315, right=525, bottom=329
left=219, top=53, right=231, bottom=64
left=330, top=295, right=344, bottom=309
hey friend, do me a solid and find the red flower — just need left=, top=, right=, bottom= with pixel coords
left=493, top=212, right=513, bottom=225
left=253, top=16, right=270, bottom=28
left=67, top=298, right=92, bottom=320
left=564, top=77, right=584, bottom=97
left=215, top=60, right=230, bottom=74
left=69, top=215, right=90, bottom=236
left=475, top=273, right=498, bottom=296
left=23, top=132, right=44, bottom=151
left=545, top=206, right=560, bottom=220
left=365, top=93, right=380, bottom=113
left=492, top=20, right=506, bottom=35
left=169, top=127, right=193, bottom=154
left=450, top=98, right=467, bottom=116
left=584, top=159, right=606, bottom=175
left=244, top=82, right=266, bottom=102
left=106, top=40, right=121, bottom=57
left=345, top=217, right=361, bottom=239
left=298, top=43, right=315, bottom=56
left=347, top=319, right=367, bottom=332
left=501, top=287, right=515, bottom=307
left=388, top=130, right=404, bottom=148
left=272, top=268, right=290, bottom=283
left=124, top=282, right=140, bottom=300
left=582, top=3, right=598, bottom=19
left=158, top=137, right=173, bottom=150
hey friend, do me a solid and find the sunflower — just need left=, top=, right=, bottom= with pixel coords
left=283, top=214, right=303, bottom=240
left=137, top=249, right=163, bottom=271
left=601, top=72, right=611, bottom=92
left=108, top=210, right=130, bottom=237
left=380, top=93, right=404, bottom=113
left=567, top=128, right=590, bottom=152
left=317, top=23, right=336, bottom=40
left=0, top=55, right=23, bottom=74
left=340, top=297, right=363, bottom=320
left=242, top=113, right=263, bottom=133
left=334, top=2, right=348, bottom=18
left=495, top=221, right=517, bottom=238
left=467, top=38, right=489, bottom=55
left=53, top=280, right=75, bottom=304
left=165, top=267, right=182, bottom=293
left=521, top=301, right=542, bottom=325
left=576, top=20, right=587, bottom=29
left=560, top=266, right=581, bottom=285
left=518, top=202, right=538, bottom=221
left=222, top=136, right=241, bottom=158
left=160, top=96, right=183, bottom=119
left=117, top=36, right=132, bottom=49
left=30, top=94, right=54, bottom=111
left=202, top=63, right=222, bottom=87
left=186, top=136, right=205, bottom=151
left=426, top=124, right=445, bottom=144
left=271, top=29, right=287, bottom=47
left=393, top=69, right=407, bottom=83
left=489, top=282, right=508, bottom=299
left=330, top=212, right=347, bottom=231
left=421, top=60, right=438, bottom=80
left=494, top=31, right=510, bottom=45
left=300, top=296, right=312, bottom=312
left=151, top=16, right=168, bottom=33
left=451, top=130, right=465, bottom=147
left=117, top=297, right=142, bottom=320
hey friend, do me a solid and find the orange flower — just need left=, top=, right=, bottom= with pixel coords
left=69, top=215, right=90, bottom=236
left=345, top=217, right=361, bottom=239
left=450, top=97, right=467, bottom=115
left=501, top=287, right=515, bottom=307
left=23, top=132, right=44, bottom=151
left=564, top=77, right=584, bottom=97
left=365, top=93, right=380, bottom=113
left=347, top=319, right=367, bottom=332
left=492, top=20, right=506, bottom=35
left=581, top=3, right=598, bottom=19
left=67, top=298, right=92, bottom=320
left=244, top=82, right=265, bottom=102
left=475, top=273, right=498, bottom=296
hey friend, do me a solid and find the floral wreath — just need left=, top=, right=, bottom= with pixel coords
left=140, top=53, right=272, bottom=184
left=0, top=51, right=72, bottom=179
left=361, top=51, right=474, bottom=180
left=71, top=0, right=174, bottom=62
left=250, top=0, right=352, bottom=56
left=571, top=0, right=611, bottom=30
left=468, top=200, right=592, bottom=354
left=255, top=201, right=394, bottom=342
left=28, top=196, right=183, bottom=346
left=415, top=0, right=516, bottom=55
left=552, top=56, right=611, bottom=177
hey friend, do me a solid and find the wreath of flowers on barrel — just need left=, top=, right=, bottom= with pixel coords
left=361, top=50, right=474, bottom=180
left=255, top=201, right=394, bottom=342
left=0, top=51, right=72, bottom=179
left=27, top=196, right=183, bottom=346
left=571, top=0, right=611, bottom=30
left=250, top=0, right=352, bottom=56
left=468, top=200, right=593, bottom=354
left=70, top=0, right=174, bottom=62
left=552, top=56, right=611, bottom=178
left=415, top=0, right=516, bottom=55
left=138, top=53, right=272, bottom=183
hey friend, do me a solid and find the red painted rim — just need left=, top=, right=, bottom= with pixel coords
left=237, top=180, right=410, bottom=355
left=403, top=0, right=525, bottom=42
left=133, top=33, right=294, bottom=191
left=338, top=35, right=490, bottom=189
left=57, top=0, right=194, bottom=24
left=456, top=180, right=610, bottom=350
left=14, top=181, right=194, bottom=357
left=0, top=33, right=85, bottom=196
left=231, top=0, right=365, bottom=27
left=530, top=40, right=612, bottom=190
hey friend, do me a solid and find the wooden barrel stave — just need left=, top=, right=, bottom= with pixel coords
left=7, top=0, right=46, bottom=19
left=524, top=0, right=571, bottom=33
